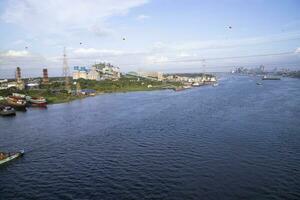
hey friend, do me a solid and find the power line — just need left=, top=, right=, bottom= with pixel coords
left=154, top=51, right=295, bottom=64
left=117, top=51, right=298, bottom=68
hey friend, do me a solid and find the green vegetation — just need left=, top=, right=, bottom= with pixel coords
left=76, top=75, right=181, bottom=93
left=0, top=75, right=182, bottom=104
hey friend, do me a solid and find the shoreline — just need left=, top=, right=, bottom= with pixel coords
left=1, top=75, right=218, bottom=106
left=0, top=86, right=175, bottom=106
left=48, top=86, right=179, bottom=105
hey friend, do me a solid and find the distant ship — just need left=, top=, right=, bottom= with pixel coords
left=256, top=82, right=262, bottom=85
left=262, top=75, right=281, bottom=80
left=0, top=150, right=24, bottom=165
left=0, top=105, right=16, bottom=116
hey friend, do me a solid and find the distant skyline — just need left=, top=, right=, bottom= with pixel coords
left=1, top=0, right=300, bottom=78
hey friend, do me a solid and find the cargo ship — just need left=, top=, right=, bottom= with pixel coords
left=0, top=150, right=24, bottom=165
left=0, top=105, right=16, bottom=116
left=6, top=96, right=27, bottom=110
left=262, top=75, right=281, bottom=80
left=27, top=97, right=47, bottom=107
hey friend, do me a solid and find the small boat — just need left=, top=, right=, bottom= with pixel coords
left=212, top=83, right=219, bottom=87
left=192, top=82, right=200, bottom=87
left=6, top=96, right=27, bottom=110
left=0, top=150, right=24, bottom=165
left=12, top=93, right=26, bottom=98
left=262, top=75, right=281, bottom=80
left=174, top=87, right=185, bottom=92
left=0, top=105, right=16, bottom=116
left=27, top=97, right=47, bottom=107
left=183, top=85, right=192, bottom=89
left=256, top=82, right=262, bottom=85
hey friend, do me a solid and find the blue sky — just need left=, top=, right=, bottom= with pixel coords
left=0, top=0, right=300, bottom=78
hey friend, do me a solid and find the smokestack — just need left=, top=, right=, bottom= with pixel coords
left=42, top=68, right=49, bottom=84
left=16, top=67, right=21, bottom=83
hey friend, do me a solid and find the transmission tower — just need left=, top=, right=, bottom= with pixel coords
left=76, top=81, right=81, bottom=95
left=202, top=59, right=206, bottom=81
left=62, top=47, right=71, bottom=92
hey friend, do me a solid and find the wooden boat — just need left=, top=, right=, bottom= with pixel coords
left=0, top=105, right=16, bottom=116
left=0, top=150, right=24, bottom=165
left=6, top=96, right=27, bottom=110
left=12, top=93, right=26, bottom=98
left=27, top=97, right=47, bottom=107
left=173, top=87, right=185, bottom=92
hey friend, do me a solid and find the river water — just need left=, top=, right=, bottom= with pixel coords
left=0, top=75, right=300, bottom=200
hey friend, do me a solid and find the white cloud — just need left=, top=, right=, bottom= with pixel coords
left=73, top=48, right=124, bottom=57
left=136, top=14, right=150, bottom=21
left=0, top=50, right=47, bottom=77
left=152, top=31, right=300, bottom=52
left=1, top=0, right=148, bottom=35
left=145, top=55, right=169, bottom=64
left=177, top=52, right=198, bottom=58
left=0, top=50, right=30, bottom=57
left=91, top=26, right=115, bottom=37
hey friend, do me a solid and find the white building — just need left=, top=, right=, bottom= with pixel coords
left=87, top=66, right=100, bottom=80
left=0, top=79, right=8, bottom=90
left=73, top=66, right=88, bottom=80
left=73, top=70, right=88, bottom=80
left=137, top=71, right=164, bottom=81
left=73, top=64, right=120, bottom=81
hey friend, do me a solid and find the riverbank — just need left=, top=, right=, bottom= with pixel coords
left=0, top=73, right=220, bottom=105
left=0, top=76, right=183, bottom=104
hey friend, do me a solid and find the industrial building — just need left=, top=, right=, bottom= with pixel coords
left=137, top=71, right=164, bottom=81
left=72, top=63, right=120, bottom=81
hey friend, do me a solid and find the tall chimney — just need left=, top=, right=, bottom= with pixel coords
left=42, top=68, right=49, bottom=84
left=16, top=67, right=21, bottom=83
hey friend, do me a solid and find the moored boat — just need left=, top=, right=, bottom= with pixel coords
left=173, top=87, right=185, bottom=92
left=6, top=96, right=27, bottom=110
left=183, top=85, right=192, bottom=89
left=192, top=82, right=201, bottom=87
left=262, top=75, right=281, bottom=80
left=27, top=97, right=47, bottom=107
left=0, top=150, right=24, bottom=165
left=0, top=105, right=16, bottom=116
left=12, top=93, right=26, bottom=98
